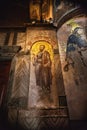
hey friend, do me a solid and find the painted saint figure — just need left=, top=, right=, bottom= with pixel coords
left=33, top=45, right=52, bottom=92
left=64, top=27, right=87, bottom=71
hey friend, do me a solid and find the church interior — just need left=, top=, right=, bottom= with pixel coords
left=0, top=0, right=87, bottom=130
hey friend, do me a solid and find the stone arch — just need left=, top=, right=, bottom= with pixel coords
left=57, top=7, right=87, bottom=120
left=57, top=6, right=87, bottom=30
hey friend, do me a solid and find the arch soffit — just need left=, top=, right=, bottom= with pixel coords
left=56, top=6, right=87, bottom=30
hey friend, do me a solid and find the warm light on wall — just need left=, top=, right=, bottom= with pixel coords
left=29, top=0, right=53, bottom=22
left=30, top=41, right=54, bottom=62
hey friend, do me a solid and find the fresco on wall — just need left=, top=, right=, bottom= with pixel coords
left=6, top=28, right=61, bottom=110
left=31, top=44, right=52, bottom=92
left=29, top=0, right=52, bottom=21
left=2, top=26, right=69, bottom=130
left=28, top=41, right=59, bottom=108
left=64, top=26, right=87, bottom=71
left=58, top=17, right=87, bottom=84
left=58, top=16, right=87, bottom=119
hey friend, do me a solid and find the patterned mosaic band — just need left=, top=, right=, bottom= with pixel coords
left=8, top=107, right=69, bottom=130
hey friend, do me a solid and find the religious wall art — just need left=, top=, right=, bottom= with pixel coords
left=61, top=18, right=87, bottom=72
left=57, top=16, right=87, bottom=121
left=32, top=45, right=52, bottom=92
left=42, top=0, right=50, bottom=20
left=28, top=41, right=58, bottom=108
left=29, top=0, right=53, bottom=22
left=29, top=2, right=40, bottom=21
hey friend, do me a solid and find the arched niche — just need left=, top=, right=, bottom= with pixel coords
left=28, top=40, right=59, bottom=108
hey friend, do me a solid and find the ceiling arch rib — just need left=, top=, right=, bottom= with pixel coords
left=56, top=6, right=87, bottom=30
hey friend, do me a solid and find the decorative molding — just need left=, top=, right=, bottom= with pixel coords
left=8, top=107, right=69, bottom=130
